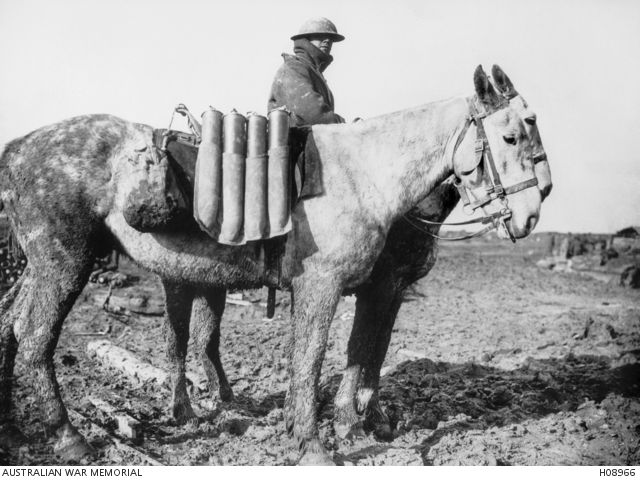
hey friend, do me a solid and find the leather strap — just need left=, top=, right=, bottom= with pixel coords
left=402, top=208, right=511, bottom=242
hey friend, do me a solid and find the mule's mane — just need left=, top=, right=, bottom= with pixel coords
left=364, top=96, right=463, bottom=123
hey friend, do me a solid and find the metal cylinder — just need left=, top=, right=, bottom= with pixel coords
left=267, top=108, right=291, bottom=236
left=247, top=112, right=268, bottom=157
left=244, top=113, right=269, bottom=241
left=223, top=110, right=246, bottom=154
left=219, top=110, right=247, bottom=244
left=193, top=107, right=224, bottom=238
left=268, top=107, right=290, bottom=147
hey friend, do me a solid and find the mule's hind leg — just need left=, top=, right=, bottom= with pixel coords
left=191, top=288, right=233, bottom=403
left=0, top=273, right=27, bottom=447
left=162, top=280, right=196, bottom=424
left=12, top=258, right=94, bottom=460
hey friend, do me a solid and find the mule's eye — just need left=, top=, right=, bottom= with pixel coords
left=525, top=115, right=537, bottom=126
left=503, top=134, right=517, bottom=145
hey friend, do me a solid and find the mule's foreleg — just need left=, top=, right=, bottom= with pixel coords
left=333, top=289, right=379, bottom=440
left=287, top=275, right=341, bottom=465
left=357, top=290, right=405, bottom=441
left=334, top=270, right=400, bottom=441
left=162, top=280, right=196, bottom=424
left=191, top=287, right=233, bottom=403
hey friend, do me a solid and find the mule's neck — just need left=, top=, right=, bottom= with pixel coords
left=345, top=97, right=469, bottom=226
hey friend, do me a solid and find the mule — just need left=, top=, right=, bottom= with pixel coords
left=181, top=65, right=553, bottom=441
left=0, top=65, right=542, bottom=464
left=332, top=65, right=553, bottom=440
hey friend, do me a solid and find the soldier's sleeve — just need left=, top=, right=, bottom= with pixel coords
left=276, top=66, right=342, bottom=125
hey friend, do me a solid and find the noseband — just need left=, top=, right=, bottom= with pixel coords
left=404, top=96, right=539, bottom=242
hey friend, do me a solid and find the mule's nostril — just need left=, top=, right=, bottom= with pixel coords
left=526, top=215, right=538, bottom=232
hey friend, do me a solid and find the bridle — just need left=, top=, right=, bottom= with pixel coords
left=403, top=95, right=540, bottom=243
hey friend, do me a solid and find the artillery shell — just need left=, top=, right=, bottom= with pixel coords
left=219, top=111, right=247, bottom=244
left=193, top=107, right=224, bottom=238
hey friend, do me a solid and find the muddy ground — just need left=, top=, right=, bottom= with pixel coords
left=2, top=237, right=639, bottom=466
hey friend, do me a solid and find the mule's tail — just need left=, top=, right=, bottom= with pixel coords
left=0, top=144, right=7, bottom=212
left=0, top=267, right=26, bottom=316
left=0, top=138, right=29, bottom=270
left=0, top=138, right=23, bottom=212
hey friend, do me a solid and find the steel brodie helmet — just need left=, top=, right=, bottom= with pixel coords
left=290, top=17, right=345, bottom=42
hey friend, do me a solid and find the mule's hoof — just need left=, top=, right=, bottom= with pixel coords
left=219, top=386, right=234, bottom=403
left=299, top=451, right=335, bottom=466
left=334, top=420, right=365, bottom=440
left=0, top=423, right=27, bottom=448
left=53, top=427, right=94, bottom=462
left=172, top=403, right=198, bottom=426
left=372, top=422, right=394, bottom=442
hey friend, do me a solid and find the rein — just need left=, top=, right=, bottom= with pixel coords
left=402, top=209, right=509, bottom=241
left=403, top=96, right=539, bottom=243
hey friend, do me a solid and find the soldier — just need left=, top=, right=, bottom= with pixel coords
left=268, top=17, right=345, bottom=126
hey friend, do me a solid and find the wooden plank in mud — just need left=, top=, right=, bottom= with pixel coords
left=86, top=340, right=206, bottom=392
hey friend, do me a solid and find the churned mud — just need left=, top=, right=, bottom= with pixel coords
left=2, top=237, right=639, bottom=465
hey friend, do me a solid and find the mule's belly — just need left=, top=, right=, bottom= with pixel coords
left=106, top=214, right=264, bottom=288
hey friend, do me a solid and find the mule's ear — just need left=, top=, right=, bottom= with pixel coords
left=474, top=65, right=501, bottom=109
left=491, top=64, right=517, bottom=97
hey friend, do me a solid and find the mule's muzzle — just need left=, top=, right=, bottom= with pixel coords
left=503, top=195, right=540, bottom=240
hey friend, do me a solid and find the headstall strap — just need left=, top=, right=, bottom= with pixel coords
left=468, top=97, right=505, bottom=201
left=533, top=152, right=547, bottom=164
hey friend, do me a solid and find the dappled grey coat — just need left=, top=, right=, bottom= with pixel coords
left=268, top=39, right=344, bottom=127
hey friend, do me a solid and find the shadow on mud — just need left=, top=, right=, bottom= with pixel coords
left=216, top=353, right=639, bottom=427
left=216, top=352, right=639, bottom=433
left=377, top=354, right=637, bottom=427
left=318, top=353, right=639, bottom=463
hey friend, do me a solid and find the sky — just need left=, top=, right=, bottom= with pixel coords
left=0, top=0, right=638, bottom=233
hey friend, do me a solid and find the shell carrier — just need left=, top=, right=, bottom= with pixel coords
left=403, top=95, right=540, bottom=242
left=157, top=105, right=318, bottom=318
left=155, top=105, right=321, bottom=245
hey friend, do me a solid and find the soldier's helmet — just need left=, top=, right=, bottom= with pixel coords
left=291, top=17, right=345, bottom=42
